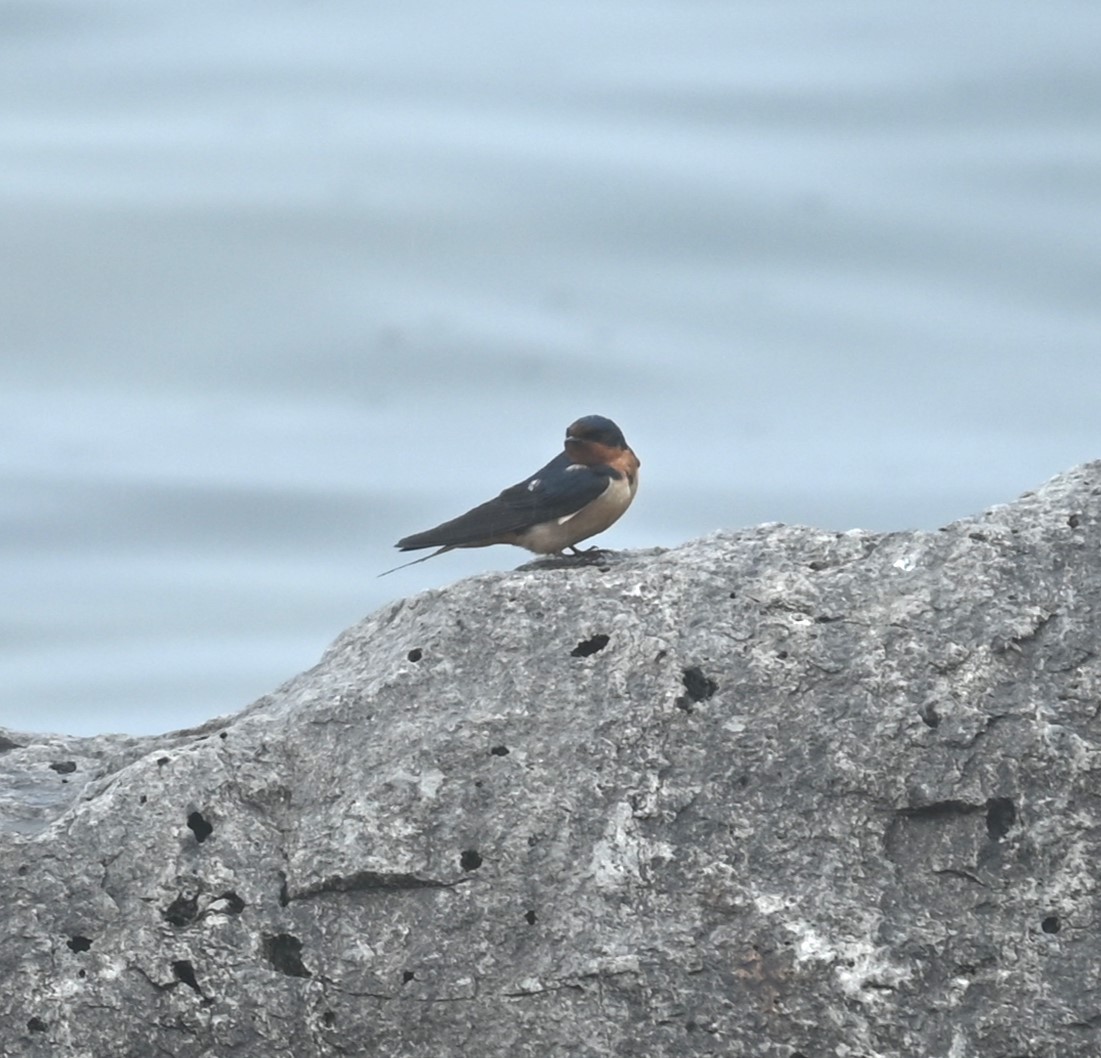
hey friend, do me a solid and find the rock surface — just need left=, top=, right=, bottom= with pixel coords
left=4, top=463, right=1101, bottom=1057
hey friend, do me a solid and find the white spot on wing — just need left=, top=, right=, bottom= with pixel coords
left=565, top=463, right=585, bottom=472
left=557, top=511, right=579, bottom=524
left=527, top=479, right=540, bottom=491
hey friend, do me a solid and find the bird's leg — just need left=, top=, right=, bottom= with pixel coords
left=567, top=544, right=608, bottom=557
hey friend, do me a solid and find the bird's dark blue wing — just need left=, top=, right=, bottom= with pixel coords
left=496, top=452, right=619, bottom=518
left=396, top=453, right=616, bottom=551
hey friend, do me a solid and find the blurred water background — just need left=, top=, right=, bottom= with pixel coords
left=2, top=0, right=1099, bottom=736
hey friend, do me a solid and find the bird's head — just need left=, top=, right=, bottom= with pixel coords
left=564, top=415, right=634, bottom=466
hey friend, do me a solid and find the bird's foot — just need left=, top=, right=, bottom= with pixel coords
left=519, top=547, right=614, bottom=571
left=560, top=545, right=616, bottom=566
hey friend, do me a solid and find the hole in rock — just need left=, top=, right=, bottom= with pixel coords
left=219, top=732, right=228, bottom=740
left=920, top=703, right=941, bottom=728
left=681, top=667, right=718, bottom=703
left=156, top=757, right=170, bottom=767
left=27, top=1017, right=47, bottom=1033
left=525, top=909, right=537, bottom=925
left=278, top=872, right=290, bottom=907
left=49, top=761, right=76, bottom=774
left=263, top=933, right=312, bottom=978
left=1042, top=916, right=1060, bottom=934
left=1068, top=514, right=1081, bottom=528
left=66, top=935, right=92, bottom=953
left=402, top=970, right=416, bottom=983
left=489, top=745, right=509, bottom=756
left=187, top=811, right=213, bottom=844
left=218, top=891, right=246, bottom=914
left=322, top=1010, right=336, bottom=1027
left=407, top=648, right=423, bottom=662
left=985, top=798, right=1016, bottom=841
left=172, top=960, right=202, bottom=994
left=571, top=634, right=609, bottom=658
left=163, top=894, right=199, bottom=927
left=139, top=795, right=147, bottom=805
left=460, top=849, right=483, bottom=871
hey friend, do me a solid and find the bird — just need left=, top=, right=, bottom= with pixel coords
left=382, top=414, right=639, bottom=575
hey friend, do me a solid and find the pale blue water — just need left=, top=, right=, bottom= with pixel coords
left=3, top=1, right=1099, bottom=735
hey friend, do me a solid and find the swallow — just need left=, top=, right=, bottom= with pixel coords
left=382, top=415, right=639, bottom=575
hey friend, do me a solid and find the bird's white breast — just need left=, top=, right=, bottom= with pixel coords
left=516, top=471, right=638, bottom=554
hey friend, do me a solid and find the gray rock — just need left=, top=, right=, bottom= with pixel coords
left=4, top=462, right=1101, bottom=1057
